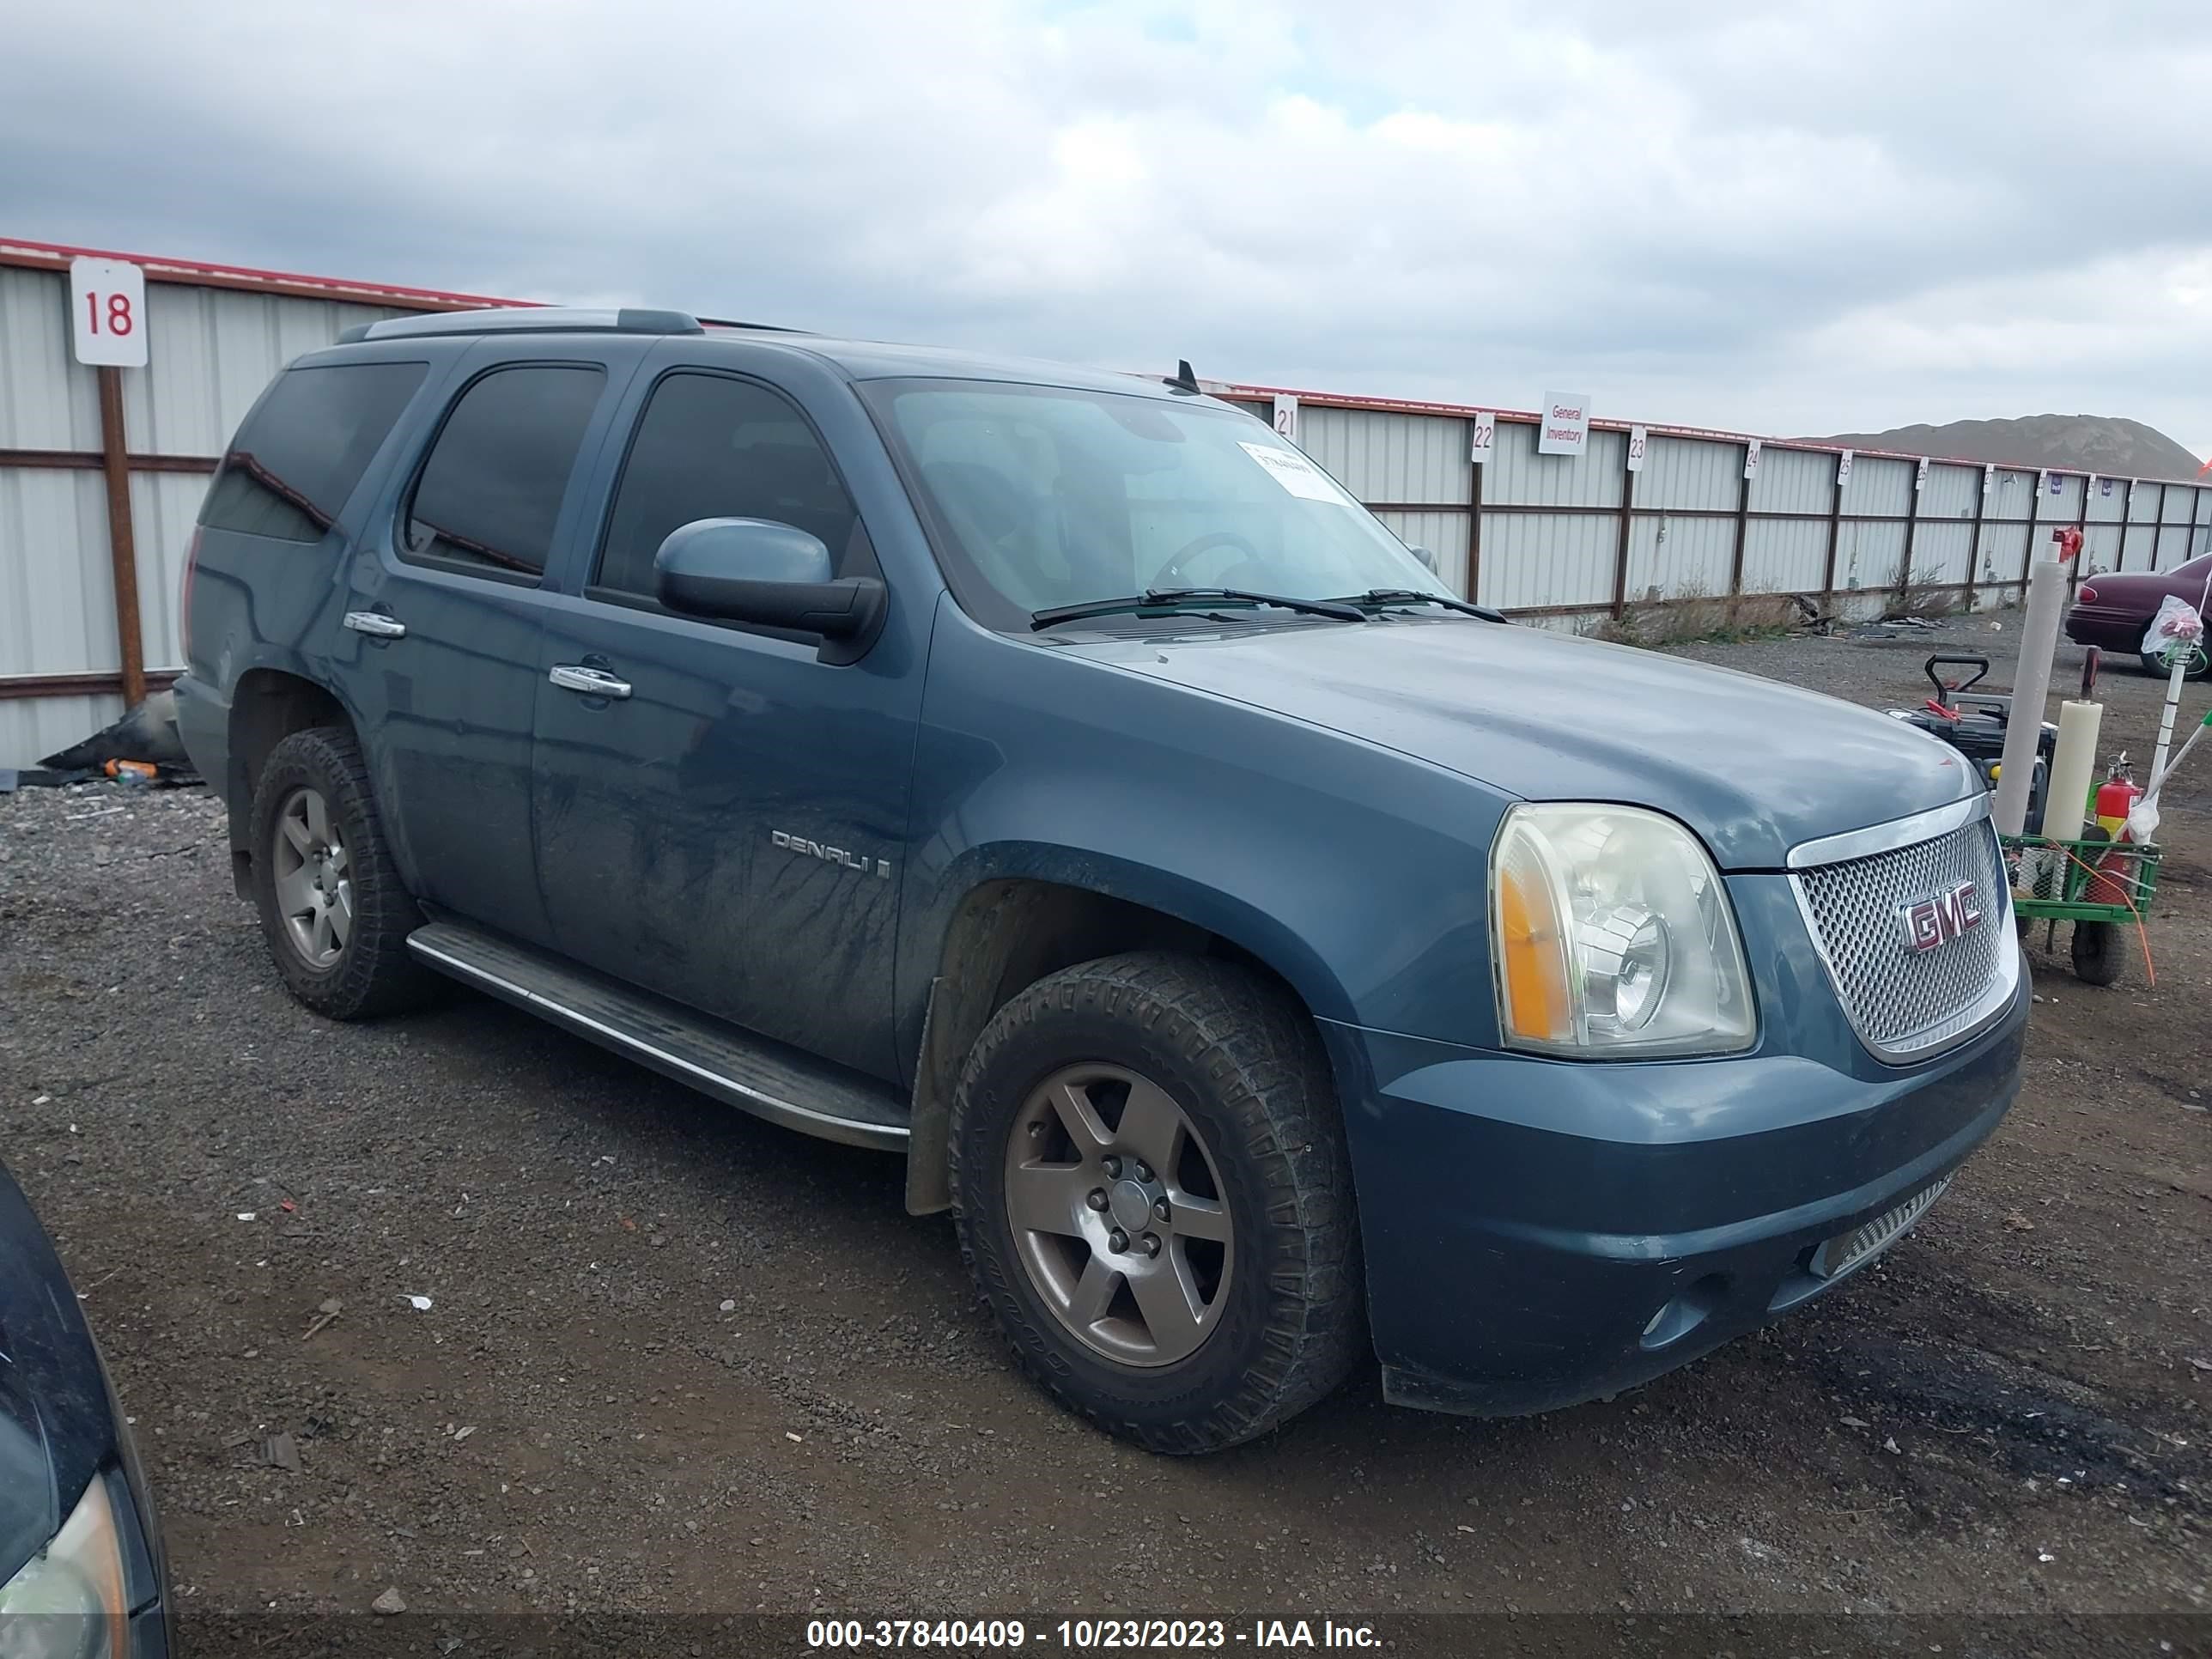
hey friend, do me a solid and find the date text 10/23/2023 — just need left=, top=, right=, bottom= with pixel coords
left=805, top=1619, right=1382, bottom=1650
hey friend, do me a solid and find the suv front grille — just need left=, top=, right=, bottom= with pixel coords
left=1791, top=814, right=2016, bottom=1062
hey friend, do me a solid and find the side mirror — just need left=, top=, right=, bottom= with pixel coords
left=654, top=518, right=884, bottom=645
left=1408, top=544, right=1437, bottom=573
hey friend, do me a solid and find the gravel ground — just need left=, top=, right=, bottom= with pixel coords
left=2, top=616, right=2209, bottom=1654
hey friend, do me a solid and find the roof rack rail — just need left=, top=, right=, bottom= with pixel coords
left=340, top=307, right=706, bottom=344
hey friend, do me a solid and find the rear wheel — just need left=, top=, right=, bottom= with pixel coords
left=950, top=953, right=1363, bottom=1454
left=250, top=726, right=434, bottom=1019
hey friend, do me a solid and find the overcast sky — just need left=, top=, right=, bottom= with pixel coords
left=6, top=0, right=2208, bottom=458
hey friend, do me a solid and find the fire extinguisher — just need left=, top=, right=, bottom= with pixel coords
left=2094, top=767, right=2142, bottom=840
left=2085, top=761, right=2143, bottom=909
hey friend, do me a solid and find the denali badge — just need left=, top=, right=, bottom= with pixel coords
left=1897, top=880, right=1981, bottom=954
left=770, top=830, right=891, bottom=879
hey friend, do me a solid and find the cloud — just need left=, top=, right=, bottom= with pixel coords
left=2, top=0, right=2206, bottom=458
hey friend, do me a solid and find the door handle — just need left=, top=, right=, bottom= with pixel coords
left=343, top=611, right=407, bottom=639
left=549, top=664, right=634, bottom=700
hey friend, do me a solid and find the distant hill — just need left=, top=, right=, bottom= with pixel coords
left=1805, top=415, right=2204, bottom=483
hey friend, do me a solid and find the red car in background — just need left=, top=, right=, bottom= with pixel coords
left=2066, top=554, right=2212, bottom=678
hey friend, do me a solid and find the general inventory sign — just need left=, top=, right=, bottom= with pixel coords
left=70, top=257, right=147, bottom=368
left=1535, top=392, right=1590, bottom=457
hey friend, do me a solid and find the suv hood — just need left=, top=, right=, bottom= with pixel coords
left=1064, top=619, right=1976, bottom=870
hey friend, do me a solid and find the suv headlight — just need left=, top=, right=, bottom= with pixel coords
left=1492, top=803, right=1756, bottom=1057
left=0, top=1476, right=127, bottom=1659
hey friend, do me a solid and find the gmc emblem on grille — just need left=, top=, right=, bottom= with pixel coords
left=1897, top=880, right=1983, bottom=954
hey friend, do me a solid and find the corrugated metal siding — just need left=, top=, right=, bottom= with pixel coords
left=1918, top=462, right=1978, bottom=521
left=2084, top=477, right=2126, bottom=525
left=131, top=470, right=213, bottom=668
left=1977, top=521, right=2029, bottom=589
left=1480, top=512, right=1618, bottom=610
left=1625, top=514, right=1734, bottom=602
left=1370, top=509, right=1470, bottom=599
left=1834, top=520, right=1905, bottom=592
left=2043, top=474, right=2085, bottom=522
left=0, top=266, right=100, bottom=450
left=1490, top=421, right=1624, bottom=508
left=2156, top=524, right=2194, bottom=568
left=1746, top=446, right=1829, bottom=516
left=1845, top=457, right=1912, bottom=517
left=0, top=694, right=124, bottom=773
left=1, top=468, right=115, bottom=675
left=1738, top=518, right=1826, bottom=592
left=1637, top=434, right=1739, bottom=513
left=2162, top=485, right=2197, bottom=525
left=1300, top=405, right=1467, bottom=507
left=2081, top=522, right=2124, bottom=576
left=1911, top=522, right=1972, bottom=586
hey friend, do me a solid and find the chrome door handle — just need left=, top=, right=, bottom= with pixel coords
left=343, top=611, right=407, bottom=639
left=549, top=664, right=633, bottom=700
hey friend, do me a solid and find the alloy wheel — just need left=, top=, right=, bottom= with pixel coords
left=1001, top=1062, right=1234, bottom=1367
left=271, top=786, right=352, bottom=969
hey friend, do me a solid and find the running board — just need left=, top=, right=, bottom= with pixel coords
left=406, top=921, right=908, bottom=1152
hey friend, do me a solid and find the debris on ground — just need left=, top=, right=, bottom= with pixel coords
left=371, top=1588, right=407, bottom=1616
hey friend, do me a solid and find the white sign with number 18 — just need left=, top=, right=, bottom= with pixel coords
left=70, top=258, right=148, bottom=368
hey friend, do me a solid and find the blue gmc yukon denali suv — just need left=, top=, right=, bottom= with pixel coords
left=175, top=307, right=2029, bottom=1453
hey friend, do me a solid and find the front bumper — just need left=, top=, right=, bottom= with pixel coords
left=1322, top=965, right=2029, bottom=1418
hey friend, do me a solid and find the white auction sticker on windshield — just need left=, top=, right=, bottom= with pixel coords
left=1238, top=441, right=1351, bottom=504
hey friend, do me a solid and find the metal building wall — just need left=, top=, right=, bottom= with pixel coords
left=1, top=251, right=418, bottom=768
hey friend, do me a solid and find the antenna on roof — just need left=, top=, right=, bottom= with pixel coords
left=1164, top=359, right=1200, bottom=395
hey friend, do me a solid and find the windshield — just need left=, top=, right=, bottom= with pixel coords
left=862, top=378, right=1451, bottom=629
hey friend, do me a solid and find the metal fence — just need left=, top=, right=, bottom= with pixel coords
left=4, top=234, right=2209, bottom=767
left=1220, top=386, right=2211, bottom=632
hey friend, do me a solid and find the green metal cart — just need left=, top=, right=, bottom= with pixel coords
left=2002, top=832, right=2162, bottom=986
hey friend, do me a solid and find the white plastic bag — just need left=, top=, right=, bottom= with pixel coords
left=2142, top=593, right=2203, bottom=663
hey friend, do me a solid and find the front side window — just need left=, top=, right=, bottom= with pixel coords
left=595, top=372, right=860, bottom=598
left=199, top=362, right=427, bottom=543
left=403, top=365, right=605, bottom=579
left=862, top=379, right=1446, bottom=629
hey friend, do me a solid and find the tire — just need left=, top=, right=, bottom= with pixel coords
left=949, top=952, right=1364, bottom=1454
left=2070, top=921, right=2122, bottom=987
left=249, top=726, right=434, bottom=1019
left=2141, top=646, right=2211, bottom=681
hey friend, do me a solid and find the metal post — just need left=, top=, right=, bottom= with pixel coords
left=1465, top=418, right=1484, bottom=605
left=2154, top=481, right=2169, bottom=571
left=1821, top=454, right=1844, bottom=608
left=1610, top=432, right=1634, bottom=619
left=1727, top=445, right=1751, bottom=618
left=1897, top=463, right=1922, bottom=607
left=2069, top=476, right=2091, bottom=600
left=95, top=366, right=146, bottom=708
left=1964, top=462, right=1988, bottom=611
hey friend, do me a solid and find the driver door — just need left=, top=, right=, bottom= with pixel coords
left=529, top=362, right=921, bottom=1080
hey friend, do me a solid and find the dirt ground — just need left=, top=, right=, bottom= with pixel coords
left=3, top=617, right=2209, bottom=1655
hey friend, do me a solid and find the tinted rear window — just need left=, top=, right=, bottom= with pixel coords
left=403, top=365, right=606, bottom=580
left=199, top=362, right=428, bottom=543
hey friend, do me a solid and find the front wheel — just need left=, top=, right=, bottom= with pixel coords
left=950, top=953, right=1364, bottom=1454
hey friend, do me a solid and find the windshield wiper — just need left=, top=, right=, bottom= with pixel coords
left=1030, top=588, right=1369, bottom=630
left=1328, top=588, right=1510, bottom=623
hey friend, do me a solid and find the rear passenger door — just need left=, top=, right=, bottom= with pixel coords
left=335, top=349, right=641, bottom=947
left=530, top=360, right=920, bottom=1080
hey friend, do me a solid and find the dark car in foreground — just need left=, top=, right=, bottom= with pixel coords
left=0, top=1162, right=171, bottom=1655
left=2065, top=554, right=2212, bottom=677
left=174, top=307, right=2028, bottom=1452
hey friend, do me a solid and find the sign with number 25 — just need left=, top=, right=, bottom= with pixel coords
left=70, top=258, right=148, bottom=368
